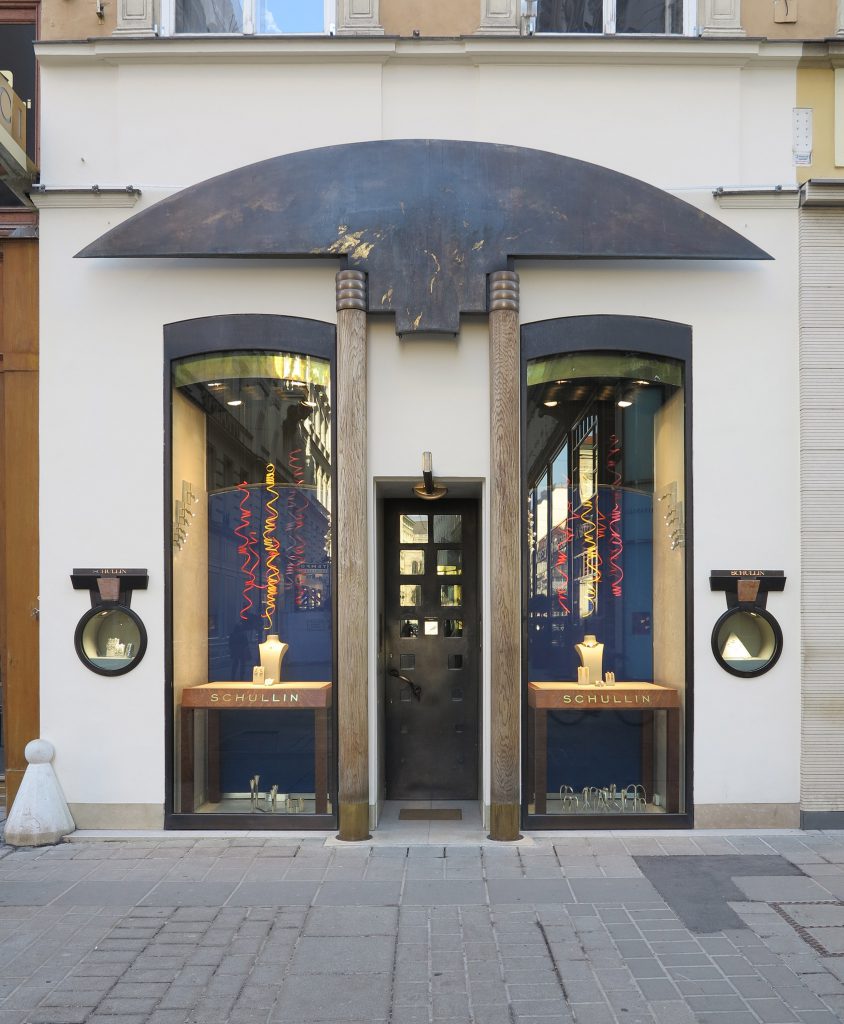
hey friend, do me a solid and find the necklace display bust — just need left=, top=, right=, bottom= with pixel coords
left=574, top=634, right=604, bottom=684
left=258, top=633, right=289, bottom=686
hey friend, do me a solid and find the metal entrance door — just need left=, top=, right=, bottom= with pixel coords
left=384, top=499, right=479, bottom=800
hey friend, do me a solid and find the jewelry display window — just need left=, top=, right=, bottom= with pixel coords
left=167, top=320, right=336, bottom=826
left=522, top=321, right=692, bottom=827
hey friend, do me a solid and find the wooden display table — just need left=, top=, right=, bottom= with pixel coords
left=528, top=681, right=681, bottom=815
left=179, top=681, right=332, bottom=814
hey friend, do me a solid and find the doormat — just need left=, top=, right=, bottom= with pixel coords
left=399, top=808, right=463, bottom=821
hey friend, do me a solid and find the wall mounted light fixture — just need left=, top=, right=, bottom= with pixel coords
left=413, top=451, right=448, bottom=501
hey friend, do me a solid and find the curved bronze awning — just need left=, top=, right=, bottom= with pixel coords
left=78, top=139, right=770, bottom=335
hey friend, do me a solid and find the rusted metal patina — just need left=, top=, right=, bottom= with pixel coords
left=77, top=140, right=770, bottom=334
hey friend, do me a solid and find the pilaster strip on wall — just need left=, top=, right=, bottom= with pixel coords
left=335, top=269, right=370, bottom=840
left=0, top=239, right=40, bottom=812
left=800, top=208, right=844, bottom=811
left=488, top=270, right=521, bottom=841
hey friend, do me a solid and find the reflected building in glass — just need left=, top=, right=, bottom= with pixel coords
left=171, top=350, right=333, bottom=818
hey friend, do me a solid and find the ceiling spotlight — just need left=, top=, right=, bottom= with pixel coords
left=617, top=386, right=635, bottom=409
left=543, top=399, right=558, bottom=408
left=227, top=399, right=243, bottom=407
left=634, top=379, right=650, bottom=386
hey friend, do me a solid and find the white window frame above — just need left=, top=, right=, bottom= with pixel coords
left=160, top=0, right=334, bottom=36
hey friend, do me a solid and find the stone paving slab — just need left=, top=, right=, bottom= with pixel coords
left=2, top=833, right=844, bottom=1021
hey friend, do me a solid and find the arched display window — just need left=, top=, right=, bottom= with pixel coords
left=521, top=316, right=692, bottom=827
left=165, top=315, right=336, bottom=827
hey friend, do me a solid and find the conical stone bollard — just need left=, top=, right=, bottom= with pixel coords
left=4, top=739, right=75, bottom=846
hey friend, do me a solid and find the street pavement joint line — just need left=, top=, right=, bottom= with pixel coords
left=535, top=917, right=570, bottom=1002
left=770, top=900, right=844, bottom=958
left=384, top=897, right=402, bottom=1022
left=488, top=908, right=520, bottom=1024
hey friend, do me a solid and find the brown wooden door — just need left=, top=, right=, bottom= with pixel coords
left=383, top=499, right=479, bottom=800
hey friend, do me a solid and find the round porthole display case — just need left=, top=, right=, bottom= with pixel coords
left=74, top=605, right=147, bottom=676
left=711, top=605, right=782, bottom=678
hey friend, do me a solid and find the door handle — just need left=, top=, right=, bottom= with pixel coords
left=388, top=667, right=422, bottom=702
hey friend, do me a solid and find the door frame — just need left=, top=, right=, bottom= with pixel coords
left=373, top=481, right=485, bottom=822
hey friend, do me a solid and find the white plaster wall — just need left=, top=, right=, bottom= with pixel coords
left=519, top=201, right=801, bottom=807
left=39, top=49, right=796, bottom=194
left=36, top=46, right=800, bottom=813
left=366, top=321, right=491, bottom=807
left=38, top=206, right=338, bottom=804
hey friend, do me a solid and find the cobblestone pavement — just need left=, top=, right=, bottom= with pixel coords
left=2, top=833, right=844, bottom=1023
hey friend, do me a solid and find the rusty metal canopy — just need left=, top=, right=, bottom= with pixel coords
left=77, top=139, right=770, bottom=335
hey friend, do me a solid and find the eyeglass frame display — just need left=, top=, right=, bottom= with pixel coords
left=709, top=570, right=786, bottom=679
left=70, top=568, right=149, bottom=677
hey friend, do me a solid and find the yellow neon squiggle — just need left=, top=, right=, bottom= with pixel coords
left=581, top=495, right=600, bottom=617
left=263, top=463, right=281, bottom=632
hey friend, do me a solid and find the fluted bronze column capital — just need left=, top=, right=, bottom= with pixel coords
left=488, top=270, right=519, bottom=313
left=336, top=269, right=367, bottom=311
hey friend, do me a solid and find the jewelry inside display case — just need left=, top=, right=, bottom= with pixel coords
left=170, top=342, right=335, bottom=822
left=523, top=338, right=689, bottom=823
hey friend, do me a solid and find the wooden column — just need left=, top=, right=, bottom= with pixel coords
left=336, top=269, right=370, bottom=841
left=488, top=270, right=521, bottom=841
left=0, top=238, right=39, bottom=810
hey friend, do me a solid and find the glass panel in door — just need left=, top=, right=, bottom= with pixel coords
left=383, top=500, right=479, bottom=800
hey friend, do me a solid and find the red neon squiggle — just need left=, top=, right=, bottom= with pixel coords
left=607, top=434, right=624, bottom=598
left=553, top=501, right=576, bottom=615
left=263, top=464, right=281, bottom=632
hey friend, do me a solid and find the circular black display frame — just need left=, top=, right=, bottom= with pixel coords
left=711, top=604, right=783, bottom=679
left=74, top=604, right=148, bottom=677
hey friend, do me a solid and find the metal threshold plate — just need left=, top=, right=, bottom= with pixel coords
left=399, top=808, right=463, bottom=821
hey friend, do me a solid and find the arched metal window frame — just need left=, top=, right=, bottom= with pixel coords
left=520, top=314, right=694, bottom=830
left=162, top=313, right=338, bottom=831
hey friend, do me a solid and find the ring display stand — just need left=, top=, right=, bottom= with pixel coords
left=179, top=681, right=332, bottom=814
left=527, top=681, right=681, bottom=815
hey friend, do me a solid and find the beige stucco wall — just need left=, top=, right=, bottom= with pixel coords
left=743, top=0, right=835, bottom=39
left=381, top=0, right=478, bottom=36
left=40, top=0, right=116, bottom=39
left=797, top=64, right=843, bottom=182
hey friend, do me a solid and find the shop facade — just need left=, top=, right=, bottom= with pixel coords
left=33, top=35, right=804, bottom=836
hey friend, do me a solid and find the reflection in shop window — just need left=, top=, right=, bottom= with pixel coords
left=434, top=515, right=462, bottom=544
left=437, top=550, right=462, bottom=576
left=525, top=350, right=686, bottom=818
left=536, top=0, right=684, bottom=33
left=171, top=349, right=333, bottom=817
left=174, top=0, right=326, bottom=33
left=400, top=550, right=425, bottom=575
left=400, top=515, right=429, bottom=544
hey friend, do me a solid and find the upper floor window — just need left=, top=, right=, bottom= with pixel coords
left=537, top=0, right=689, bottom=34
left=0, top=17, right=36, bottom=208
left=173, top=0, right=331, bottom=34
